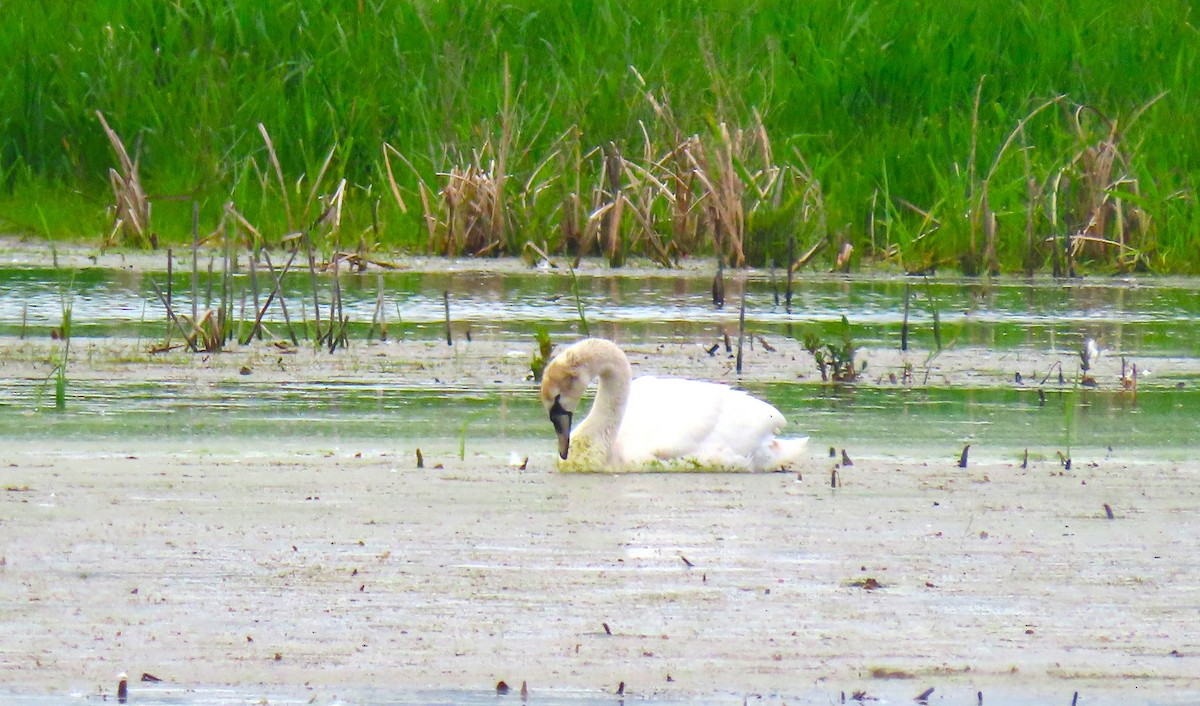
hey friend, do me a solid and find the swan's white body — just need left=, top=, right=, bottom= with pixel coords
left=540, top=339, right=809, bottom=472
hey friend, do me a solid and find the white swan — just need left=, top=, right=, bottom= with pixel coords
left=539, top=338, right=809, bottom=472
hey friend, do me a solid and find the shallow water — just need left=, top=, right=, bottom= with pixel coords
left=1, top=260, right=1198, bottom=457
left=3, top=264, right=1199, bottom=354
left=0, top=376, right=1195, bottom=462
left=6, top=684, right=1200, bottom=706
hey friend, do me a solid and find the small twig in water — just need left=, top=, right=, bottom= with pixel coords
left=959, top=444, right=970, bottom=468
left=150, top=278, right=199, bottom=353
left=769, top=257, right=779, bottom=306
left=712, top=257, right=725, bottom=309
left=735, top=286, right=746, bottom=375
left=785, top=234, right=795, bottom=313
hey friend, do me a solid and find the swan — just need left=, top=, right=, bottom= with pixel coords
left=539, top=338, right=809, bottom=472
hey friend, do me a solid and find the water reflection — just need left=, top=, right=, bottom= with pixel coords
left=1, top=374, right=1194, bottom=455
left=1, top=266, right=1197, bottom=355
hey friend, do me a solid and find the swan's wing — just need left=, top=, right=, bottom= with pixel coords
left=615, top=377, right=789, bottom=470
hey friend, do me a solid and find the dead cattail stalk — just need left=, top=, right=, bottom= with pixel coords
left=601, top=142, right=625, bottom=265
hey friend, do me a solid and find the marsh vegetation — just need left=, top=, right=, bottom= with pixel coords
left=4, top=1, right=1199, bottom=273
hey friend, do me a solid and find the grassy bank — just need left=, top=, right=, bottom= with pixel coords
left=3, top=0, right=1199, bottom=273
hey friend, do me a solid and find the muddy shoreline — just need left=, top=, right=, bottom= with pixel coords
left=2, top=437, right=1198, bottom=704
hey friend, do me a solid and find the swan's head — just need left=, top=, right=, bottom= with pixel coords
left=540, top=360, right=589, bottom=460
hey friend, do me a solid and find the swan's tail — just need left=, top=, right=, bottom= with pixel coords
left=764, top=436, right=810, bottom=471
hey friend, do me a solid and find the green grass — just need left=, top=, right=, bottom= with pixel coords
left=2, top=1, right=1199, bottom=272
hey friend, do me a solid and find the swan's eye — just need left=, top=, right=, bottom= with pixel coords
left=549, top=394, right=572, bottom=435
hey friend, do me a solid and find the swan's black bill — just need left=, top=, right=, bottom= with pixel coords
left=549, top=395, right=573, bottom=460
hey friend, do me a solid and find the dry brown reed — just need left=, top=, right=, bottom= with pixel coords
left=1056, top=96, right=1164, bottom=272
left=374, top=68, right=826, bottom=269
left=97, top=111, right=152, bottom=248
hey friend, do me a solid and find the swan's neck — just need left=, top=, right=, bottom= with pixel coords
left=569, top=340, right=632, bottom=467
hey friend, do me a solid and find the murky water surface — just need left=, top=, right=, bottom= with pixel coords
left=6, top=684, right=1198, bottom=706
left=3, top=265, right=1199, bottom=352
left=0, top=262, right=1197, bottom=455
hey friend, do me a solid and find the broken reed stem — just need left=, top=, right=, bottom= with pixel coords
left=327, top=252, right=343, bottom=352
left=166, top=248, right=173, bottom=304
left=221, top=215, right=233, bottom=348
left=901, top=282, right=911, bottom=351
left=236, top=268, right=249, bottom=344
left=368, top=273, right=388, bottom=342
left=242, top=246, right=300, bottom=345
left=165, top=247, right=173, bottom=338
left=249, top=250, right=261, bottom=341
left=150, top=277, right=199, bottom=352
left=769, top=257, right=779, bottom=306
left=302, top=231, right=322, bottom=344
left=924, top=277, right=942, bottom=352
left=191, top=201, right=199, bottom=323
left=735, top=284, right=746, bottom=375
left=330, top=315, right=351, bottom=352
left=785, top=234, right=795, bottom=313
left=205, top=256, right=214, bottom=309
left=712, top=257, right=725, bottom=309
left=265, top=247, right=299, bottom=345
left=443, top=290, right=453, bottom=346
